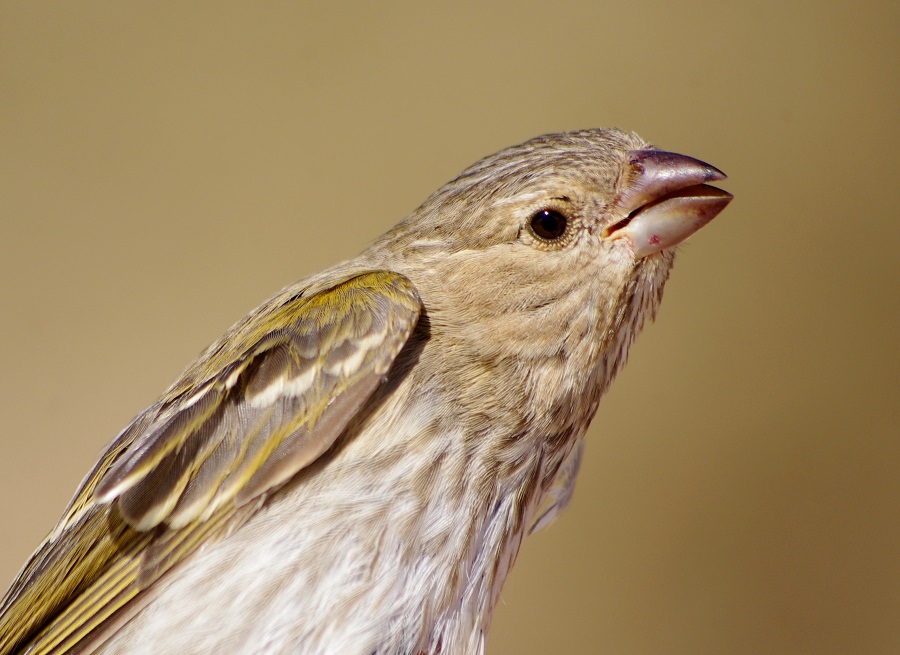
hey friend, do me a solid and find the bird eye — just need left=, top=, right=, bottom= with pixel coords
left=529, top=209, right=569, bottom=242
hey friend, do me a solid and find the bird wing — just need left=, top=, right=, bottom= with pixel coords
left=0, top=270, right=421, bottom=655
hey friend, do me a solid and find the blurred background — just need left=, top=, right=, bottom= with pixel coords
left=0, top=2, right=896, bottom=654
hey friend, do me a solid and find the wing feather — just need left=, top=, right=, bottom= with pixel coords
left=0, top=270, right=421, bottom=655
left=95, top=271, right=420, bottom=529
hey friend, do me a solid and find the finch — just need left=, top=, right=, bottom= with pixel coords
left=0, top=128, right=731, bottom=655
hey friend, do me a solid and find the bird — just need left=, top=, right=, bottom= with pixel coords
left=0, top=128, right=731, bottom=655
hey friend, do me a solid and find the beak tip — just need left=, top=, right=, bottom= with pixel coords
left=705, top=165, right=728, bottom=183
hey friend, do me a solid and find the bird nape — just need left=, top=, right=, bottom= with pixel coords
left=0, top=128, right=731, bottom=655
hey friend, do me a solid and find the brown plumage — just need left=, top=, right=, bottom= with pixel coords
left=0, top=128, right=731, bottom=655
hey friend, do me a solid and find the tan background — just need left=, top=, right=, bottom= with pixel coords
left=1, top=2, right=896, bottom=654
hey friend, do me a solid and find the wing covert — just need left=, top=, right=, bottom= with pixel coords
left=96, top=270, right=422, bottom=530
left=0, top=270, right=421, bottom=655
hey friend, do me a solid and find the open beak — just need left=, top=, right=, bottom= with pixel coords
left=603, top=150, right=733, bottom=259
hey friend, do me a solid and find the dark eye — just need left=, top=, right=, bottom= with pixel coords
left=529, top=209, right=569, bottom=241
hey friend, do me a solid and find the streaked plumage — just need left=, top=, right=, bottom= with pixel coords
left=0, top=129, right=731, bottom=655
